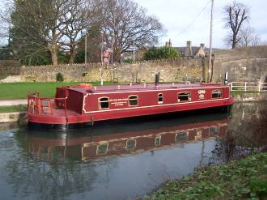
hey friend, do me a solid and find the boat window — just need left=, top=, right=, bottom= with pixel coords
left=126, top=139, right=136, bottom=150
left=175, top=132, right=188, bottom=142
left=158, top=93, right=163, bottom=104
left=128, top=95, right=138, bottom=106
left=195, top=131, right=202, bottom=140
left=212, top=90, right=222, bottom=98
left=178, top=92, right=191, bottom=102
left=97, top=143, right=108, bottom=155
left=99, top=97, right=109, bottom=109
left=155, top=136, right=161, bottom=146
left=210, top=126, right=219, bottom=136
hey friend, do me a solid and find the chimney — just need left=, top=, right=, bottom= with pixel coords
left=169, top=39, right=172, bottom=47
left=185, top=41, right=192, bottom=57
left=187, top=41, right=192, bottom=47
left=165, top=39, right=172, bottom=47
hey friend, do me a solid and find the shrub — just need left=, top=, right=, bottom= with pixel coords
left=143, top=46, right=181, bottom=60
left=123, top=58, right=133, bottom=63
left=56, top=72, right=64, bottom=82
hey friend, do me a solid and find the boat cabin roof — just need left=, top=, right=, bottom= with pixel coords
left=65, top=83, right=226, bottom=95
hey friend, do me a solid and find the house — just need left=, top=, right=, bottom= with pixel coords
left=171, top=41, right=207, bottom=58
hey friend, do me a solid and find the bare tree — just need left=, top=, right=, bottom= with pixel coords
left=10, top=0, right=93, bottom=65
left=238, top=26, right=261, bottom=47
left=93, top=0, right=163, bottom=62
left=10, top=0, right=71, bottom=65
left=60, top=0, right=93, bottom=64
left=224, top=1, right=249, bottom=49
left=0, top=0, right=13, bottom=45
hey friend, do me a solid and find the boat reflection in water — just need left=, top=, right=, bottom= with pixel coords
left=27, top=113, right=230, bottom=162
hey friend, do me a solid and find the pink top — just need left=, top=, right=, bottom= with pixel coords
left=67, top=83, right=224, bottom=94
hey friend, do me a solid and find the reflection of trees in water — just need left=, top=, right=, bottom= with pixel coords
left=5, top=157, right=100, bottom=200
left=209, top=131, right=262, bottom=165
left=4, top=133, right=101, bottom=200
left=252, top=107, right=267, bottom=149
left=209, top=103, right=267, bottom=164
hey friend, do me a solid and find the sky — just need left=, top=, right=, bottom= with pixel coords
left=133, top=0, right=267, bottom=49
left=1, top=0, right=266, bottom=48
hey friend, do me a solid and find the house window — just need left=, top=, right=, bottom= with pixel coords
left=97, top=143, right=108, bottom=155
left=129, top=95, right=138, bottom=106
left=212, top=90, right=222, bottom=98
left=126, top=139, right=136, bottom=150
left=178, top=92, right=191, bottom=102
left=99, top=97, right=109, bottom=109
left=175, top=132, right=188, bottom=142
left=158, top=93, right=163, bottom=104
left=155, top=136, right=161, bottom=146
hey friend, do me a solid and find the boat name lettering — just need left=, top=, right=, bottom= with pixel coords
left=111, top=101, right=127, bottom=106
left=110, top=98, right=128, bottom=102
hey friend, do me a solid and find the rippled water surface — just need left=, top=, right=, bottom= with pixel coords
left=0, top=102, right=266, bottom=200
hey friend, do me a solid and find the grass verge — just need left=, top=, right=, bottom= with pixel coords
left=231, top=91, right=265, bottom=96
left=0, top=81, right=114, bottom=100
left=0, top=105, right=27, bottom=113
left=151, top=153, right=267, bottom=200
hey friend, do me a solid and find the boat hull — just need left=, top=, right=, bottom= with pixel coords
left=28, top=104, right=233, bottom=130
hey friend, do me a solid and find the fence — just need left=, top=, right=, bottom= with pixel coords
left=229, top=82, right=267, bottom=92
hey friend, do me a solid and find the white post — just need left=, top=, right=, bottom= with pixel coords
left=85, top=34, right=88, bottom=66
left=208, top=0, right=214, bottom=83
left=259, top=83, right=261, bottom=92
left=230, top=82, right=233, bottom=91
left=244, top=82, right=247, bottom=91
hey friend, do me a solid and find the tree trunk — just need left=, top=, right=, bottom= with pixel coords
left=232, top=35, right=237, bottom=49
left=113, top=49, right=121, bottom=63
left=50, top=31, right=58, bottom=66
left=69, top=48, right=76, bottom=64
left=50, top=44, right=58, bottom=66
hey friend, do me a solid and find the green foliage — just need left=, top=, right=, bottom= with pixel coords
left=152, top=153, right=267, bottom=200
left=75, top=49, right=85, bottom=63
left=58, top=52, right=69, bottom=64
left=250, top=178, right=267, bottom=197
left=143, top=46, right=181, bottom=60
left=0, top=46, right=13, bottom=60
left=123, top=58, right=133, bottom=63
left=9, top=1, right=53, bottom=66
left=56, top=73, right=64, bottom=82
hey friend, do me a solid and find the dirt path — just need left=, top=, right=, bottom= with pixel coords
left=0, top=99, right=27, bottom=106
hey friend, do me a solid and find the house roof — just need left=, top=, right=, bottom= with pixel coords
left=174, top=46, right=205, bottom=56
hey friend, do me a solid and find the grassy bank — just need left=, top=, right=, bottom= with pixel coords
left=0, top=81, right=114, bottom=100
left=0, top=105, right=27, bottom=113
left=230, top=91, right=265, bottom=95
left=151, top=153, right=267, bottom=200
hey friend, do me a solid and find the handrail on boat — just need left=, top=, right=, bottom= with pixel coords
left=27, top=92, right=68, bottom=118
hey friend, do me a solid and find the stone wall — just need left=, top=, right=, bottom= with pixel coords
left=0, top=60, right=21, bottom=77
left=3, top=46, right=267, bottom=84
left=213, top=46, right=267, bottom=83
left=21, top=58, right=207, bottom=83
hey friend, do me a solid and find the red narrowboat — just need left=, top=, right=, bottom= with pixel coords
left=27, top=82, right=233, bottom=129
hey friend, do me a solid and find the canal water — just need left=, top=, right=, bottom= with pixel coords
left=0, top=102, right=266, bottom=200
